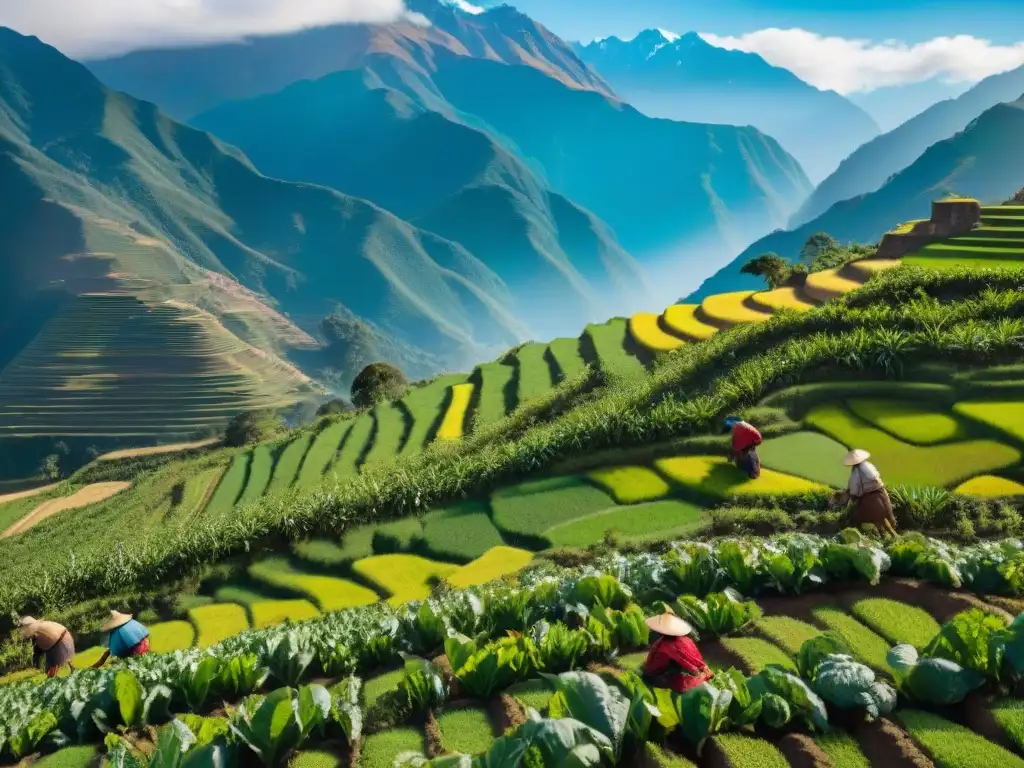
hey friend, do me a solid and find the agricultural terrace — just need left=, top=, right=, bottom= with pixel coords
left=5, top=534, right=1024, bottom=768
left=905, top=206, right=1024, bottom=272
left=3, top=259, right=1024, bottom=640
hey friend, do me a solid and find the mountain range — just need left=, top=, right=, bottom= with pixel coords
left=0, top=0, right=813, bottom=403
left=689, top=93, right=1024, bottom=300
left=87, top=5, right=811, bottom=305
left=574, top=29, right=880, bottom=184
left=794, top=64, right=1024, bottom=226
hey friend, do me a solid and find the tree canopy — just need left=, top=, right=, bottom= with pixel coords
left=351, top=362, right=409, bottom=409
left=741, top=253, right=791, bottom=290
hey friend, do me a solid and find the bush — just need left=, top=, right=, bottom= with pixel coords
left=316, top=399, right=352, bottom=417
left=351, top=362, right=409, bottom=409
left=1005, top=187, right=1024, bottom=205
left=224, top=410, right=284, bottom=447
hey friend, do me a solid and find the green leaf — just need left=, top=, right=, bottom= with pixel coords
left=296, top=684, right=331, bottom=741
left=676, top=683, right=732, bottom=752
left=539, top=672, right=629, bottom=753
left=797, top=633, right=850, bottom=681
left=115, top=670, right=145, bottom=729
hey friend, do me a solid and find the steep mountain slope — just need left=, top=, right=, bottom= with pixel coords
left=86, top=0, right=613, bottom=121
left=192, top=68, right=651, bottom=336
left=688, top=96, right=1024, bottom=300
left=417, top=50, right=810, bottom=299
left=795, top=65, right=1024, bottom=226
left=849, top=78, right=971, bottom=133
left=575, top=30, right=879, bottom=183
left=0, top=26, right=538, bottom=473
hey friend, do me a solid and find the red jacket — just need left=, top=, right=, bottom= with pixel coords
left=644, top=636, right=713, bottom=693
left=731, top=421, right=762, bottom=453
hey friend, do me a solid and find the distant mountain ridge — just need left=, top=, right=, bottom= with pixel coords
left=793, top=64, right=1024, bottom=226
left=0, top=26, right=532, bottom=384
left=688, top=93, right=1024, bottom=300
left=86, top=0, right=614, bottom=121
left=575, top=29, right=880, bottom=183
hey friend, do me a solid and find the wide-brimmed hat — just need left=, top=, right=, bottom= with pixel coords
left=19, top=616, right=39, bottom=639
left=101, top=610, right=133, bottom=632
left=844, top=449, right=871, bottom=467
left=645, top=610, right=693, bottom=637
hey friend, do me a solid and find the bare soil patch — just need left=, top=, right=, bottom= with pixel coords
left=2, top=482, right=131, bottom=538
left=853, top=718, right=935, bottom=768
left=0, top=483, right=59, bottom=506
left=97, top=438, right=219, bottom=461
left=777, top=733, right=832, bottom=768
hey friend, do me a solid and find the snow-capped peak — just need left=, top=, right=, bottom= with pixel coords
left=656, top=28, right=680, bottom=43
left=443, top=0, right=485, bottom=14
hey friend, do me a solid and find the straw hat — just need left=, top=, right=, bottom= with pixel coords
left=843, top=449, right=871, bottom=467
left=101, top=610, right=133, bottom=632
left=19, top=616, right=39, bottom=639
left=645, top=610, right=693, bottom=637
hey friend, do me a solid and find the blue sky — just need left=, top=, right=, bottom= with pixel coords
left=509, top=0, right=1024, bottom=45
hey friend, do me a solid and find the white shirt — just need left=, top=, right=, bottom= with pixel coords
left=849, top=461, right=884, bottom=497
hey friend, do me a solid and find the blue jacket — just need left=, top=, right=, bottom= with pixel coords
left=108, top=620, right=149, bottom=657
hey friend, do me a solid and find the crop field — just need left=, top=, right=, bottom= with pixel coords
left=419, top=501, right=504, bottom=562
left=698, top=291, right=772, bottom=327
left=399, top=374, right=469, bottom=455
left=361, top=404, right=407, bottom=468
left=662, top=304, right=718, bottom=341
left=846, top=398, right=968, bottom=445
left=757, top=432, right=851, bottom=486
left=266, top=434, right=311, bottom=495
left=7, top=533, right=1024, bottom=768
left=513, top=342, right=555, bottom=404
left=351, top=553, right=459, bottom=604
left=296, top=421, right=350, bottom=487
left=436, top=383, right=474, bottom=440
left=588, top=465, right=670, bottom=503
left=805, top=403, right=1021, bottom=487
left=471, top=361, right=518, bottom=430
left=654, top=455, right=828, bottom=498
left=446, top=545, right=533, bottom=588
left=955, top=475, right=1024, bottom=497
left=954, top=401, right=1024, bottom=442
left=803, top=266, right=864, bottom=302
left=546, top=336, right=587, bottom=381
left=748, top=286, right=818, bottom=313
left=904, top=206, right=1024, bottom=271
left=628, top=312, right=685, bottom=352
left=583, top=318, right=645, bottom=378
left=543, top=499, right=708, bottom=548
left=248, top=557, right=378, bottom=612
left=490, top=475, right=616, bottom=538
left=330, top=412, right=374, bottom=479
left=849, top=597, right=941, bottom=647
left=237, top=445, right=273, bottom=505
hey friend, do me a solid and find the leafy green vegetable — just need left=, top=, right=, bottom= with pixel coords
left=922, top=608, right=1008, bottom=679
left=748, top=666, right=828, bottom=732
left=886, top=644, right=985, bottom=705
left=672, top=590, right=762, bottom=638
left=811, top=655, right=896, bottom=720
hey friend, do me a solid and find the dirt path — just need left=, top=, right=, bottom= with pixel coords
left=0, top=483, right=59, bottom=506
left=97, top=438, right=219, bottom=461
left=2, top=482, right=131, bottom=538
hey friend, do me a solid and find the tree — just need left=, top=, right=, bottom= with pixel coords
left=1007, top=187, right=1024, bottom=204
left=741, top=253, right=791, bottom=290
left=224, top=409, right=284, bottom=447
left=351, top=362, right=409, bottom=409
left=316, top=399, right=352, bottom=417
left=39, top=454, right=61, bottom=481
left=799, top=232, right=839, bottom=264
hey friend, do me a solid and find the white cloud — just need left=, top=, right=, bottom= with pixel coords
left=0, top=0, right=416, bottom=59
left=445, top=0, right=485, bottom=15
left=699, top=28, right=1024, bottom=94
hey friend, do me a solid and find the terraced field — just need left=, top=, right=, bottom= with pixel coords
left=0, top=294, right=311, bottom=441
left=905, top=206, right=1024, bottom=271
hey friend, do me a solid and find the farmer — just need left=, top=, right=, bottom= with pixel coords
left=643, top=611, right=714, bottom=693
left=20, top=616, right=76, bottom=678
left=91, top=611, right=151, bottom=668
left=723, top=416, right=762, bottom=479
left=836, top=449, right=898, bottom=536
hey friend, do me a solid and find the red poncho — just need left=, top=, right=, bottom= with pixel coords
left=643, top=636, right=714, bottom=693
left=731, top=421, right=762, bottom=453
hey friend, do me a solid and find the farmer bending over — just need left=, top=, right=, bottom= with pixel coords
left=20, top=616, right=75, bottom=678
left=92, top=611, right=151, bottom=668
left=643, top=611, right=714, bottom=693
left=835, top=449, right=898, bottom=536
left=723, top=416, right=762, bottom=479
